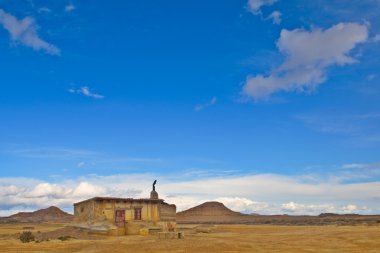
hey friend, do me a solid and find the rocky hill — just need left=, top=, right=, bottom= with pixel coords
left=177, top=201, right=248, bottom=223
left=178, top=201, right=241, bottom=216
left=0, top=206, right=73, bottom=223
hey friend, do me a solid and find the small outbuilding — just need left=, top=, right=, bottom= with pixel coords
left=73, top=181, right=176, bottom=235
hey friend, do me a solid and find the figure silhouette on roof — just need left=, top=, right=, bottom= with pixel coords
left=153, top=180, right=157, bottom=191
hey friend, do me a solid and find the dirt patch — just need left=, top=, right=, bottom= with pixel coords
left=1, top=223, right=380, bottom=252
left=35, top=226, right=106, bottom=241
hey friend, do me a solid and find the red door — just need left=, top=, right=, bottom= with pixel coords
left=115, top=210, right=125, bottom=227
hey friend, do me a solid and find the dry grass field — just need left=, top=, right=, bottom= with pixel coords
left=0, top=223, right=379, bottom=253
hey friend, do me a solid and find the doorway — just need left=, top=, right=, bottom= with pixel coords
left=115, top=210, right=125, bottom=227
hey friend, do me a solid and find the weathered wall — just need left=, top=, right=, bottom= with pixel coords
left=159, top=202, right=176, bottom=221
left=98, top=200, right=160, bottom=223
left=75, top=199, right=161, bottom=224
left=74, top=200, right=97, bottom=223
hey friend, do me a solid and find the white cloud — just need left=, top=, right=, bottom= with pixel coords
left=367, top=74, right=376, bottom=80
left=247, top=0, right=277, bottom=14
left=342, top=163, right=367, bottom=169
left=72, top=182, right=106, bottom=197
left=0, top=9, right=60, bottom=55
left=194, top=97, right=217, bottom=111
left=0, top=172, right=379, bottom=216
left=372, top=34, right=380, bottom=42
left=0, top=207, right=37, bottom=217
left=281, top=202, right=369, bottom=214
left=267, top=11, right=281, bottom=24
left=26, top=183, right=70, bottom=198
left=38, top=7, right=51, bottom=13
left=295, top=114, right=359, bottom=135
left=282, top=202, right=335, bottom=213
left=69, top=86, right=104, bottom=99
left=357, top=113, right=380, bottom=119
left=295, top=112, right=380, bottom=147
left=160, top=173, right=380, bottom=204
left=341, top=162, right=380, bottom=177
left=77, top=161, right=85, bottom=167
left=164, top=195, right=205, bottom=212
left=0, top=175, right=145, bottom=214
left=342, top=204, right=359, bottom=213
left=8, top=146, right=96, bottom=159
left=65, top=4, right=76, bottom=12
left=215, top=197, right=270, bottom=214
left=243, top=23, right=368, bottom=99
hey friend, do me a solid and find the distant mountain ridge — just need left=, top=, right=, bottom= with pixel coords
left=0, top=206, right=73, bottom=223
left=176, top=201, right=380, bottom=225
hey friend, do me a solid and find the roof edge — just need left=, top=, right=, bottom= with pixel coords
left=73, top=197, right=165, bottom=206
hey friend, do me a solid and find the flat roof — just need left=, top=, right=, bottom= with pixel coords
left=74, top=197, right=163, bottom=206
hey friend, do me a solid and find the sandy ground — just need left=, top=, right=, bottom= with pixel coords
left=0, top=223, right=379, bottom=253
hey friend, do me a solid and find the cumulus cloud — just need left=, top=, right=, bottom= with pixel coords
left=281, top=202, right=369, bottom=214
left=372, top=34, right=380, bottom=42
left=215, top=197, right=270, bottom=214
left=282, top=202, right=334, bottom=213
left=1, top=171, right=379, bottom=216
left=72, top=182, right=106, bottom=197
left=65, top=4, right=76, bottom=12
left=26, top=183, right=70, bottom=198
left=0, top=175, right=144, bottom=214
left=194, top=97, right=217, bottom=111
left=69, top=86, right=104, bottom=99
left=0, top=9, right=60, bottom=55
left=267, top=11, right=281, bottom=24
left=243, top=23, right=368, bottom=100
left=247, top=0, right=277, bottom=14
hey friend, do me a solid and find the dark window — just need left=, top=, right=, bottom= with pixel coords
left=80, top=207, right=84, bottom=213
left=134, top=208, right=142, bottom=220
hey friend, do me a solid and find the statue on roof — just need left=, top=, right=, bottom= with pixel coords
left=153, top=180, right=157, bottom=191
left=150, top=180, right=158, bottom=199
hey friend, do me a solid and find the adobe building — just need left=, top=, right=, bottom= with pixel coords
left=73, top=180, right=176, bottom=235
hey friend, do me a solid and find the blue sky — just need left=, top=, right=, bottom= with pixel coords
left=0, top=0, right=380, bottom=215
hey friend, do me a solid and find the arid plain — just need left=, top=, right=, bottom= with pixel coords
left=1, top=223, right=380, bottom=253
